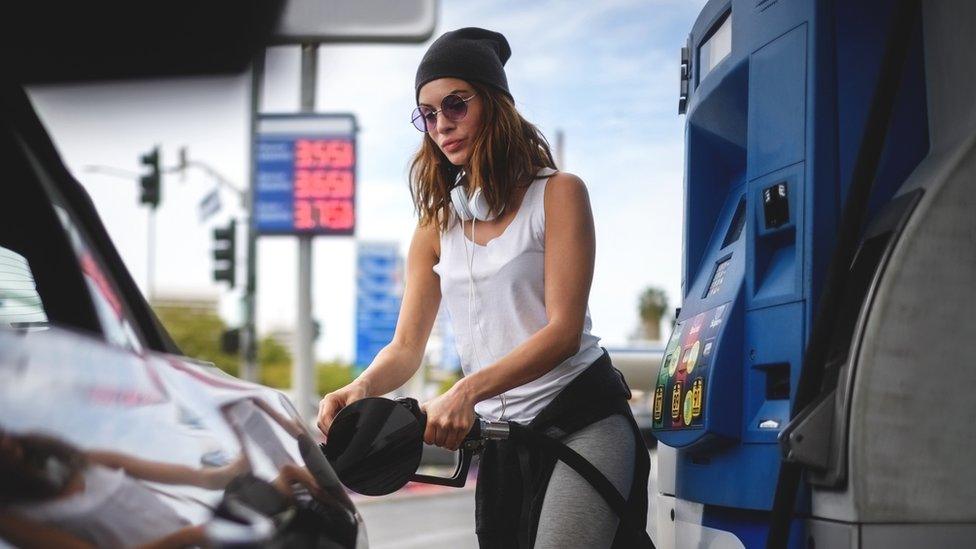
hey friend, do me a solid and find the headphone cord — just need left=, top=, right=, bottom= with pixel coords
left=462, top=214, right=507, bottom=421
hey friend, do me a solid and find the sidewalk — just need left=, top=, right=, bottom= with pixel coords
left=350, top=477, right=477, bottom=505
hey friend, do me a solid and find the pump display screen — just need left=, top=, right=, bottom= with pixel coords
left=653, top=302, right=731, bottom=430
left=706, top=256, right=732, bottom=297
left=254, top=114, right=357, bottom=236
left=699, top=12, right=731, bottom=82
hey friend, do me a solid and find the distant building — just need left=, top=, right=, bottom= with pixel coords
left=426, top=305, right=461, bottom=373
left=355, top=241, right=403, bottom=370
left=150, top=293, right=219, bottom=314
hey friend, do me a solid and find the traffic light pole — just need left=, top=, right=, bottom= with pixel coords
left=147, top=207, right=156, bottom=300
left=78, top=161, right=160, bottom=300
left=140, top=146, right=161, bottom=302
left=242, top=51, right=265, bottom=384
left=295, top=43, right=318, bottom=421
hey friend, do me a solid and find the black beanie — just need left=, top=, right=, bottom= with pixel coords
left=415, top=27, right=512, bottom=103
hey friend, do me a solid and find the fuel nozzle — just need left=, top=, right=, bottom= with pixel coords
left=322, top=396, right=517, bottom=495
left=478, top=419, right=511, bottom=440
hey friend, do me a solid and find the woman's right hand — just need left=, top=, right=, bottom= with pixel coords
left=317, top=379, right=370, bottom=437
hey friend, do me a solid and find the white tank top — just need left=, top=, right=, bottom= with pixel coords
left=433, top=167, right=604, bottom=423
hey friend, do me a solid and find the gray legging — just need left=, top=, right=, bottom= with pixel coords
left=534, top=414, right=637, bottom=549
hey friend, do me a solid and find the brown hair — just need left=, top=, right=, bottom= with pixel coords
left=409, top=81, right=557, bottom=232
left=0, top=431, right=86, bottom=505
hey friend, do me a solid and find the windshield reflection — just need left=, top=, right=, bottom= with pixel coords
left=0, top=328, right=361, bottom=548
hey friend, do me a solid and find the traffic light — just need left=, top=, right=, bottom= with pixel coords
left=139, top=146, right=161, bottom=208
left=212, top=219, right=236, bottom=287
left=220, top=328, right=240, bottom=354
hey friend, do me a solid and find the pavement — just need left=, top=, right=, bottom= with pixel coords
left=356, top=486, right=478, bottom=549
left=350, top=479, right=476, bottom=506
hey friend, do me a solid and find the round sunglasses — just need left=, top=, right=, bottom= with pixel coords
left=411, top=93, right=478, bottom=133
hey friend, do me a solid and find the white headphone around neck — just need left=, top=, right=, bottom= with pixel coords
left=450, top=170, right=503, bottom=222
left=450, top=169, right=508, bottom=419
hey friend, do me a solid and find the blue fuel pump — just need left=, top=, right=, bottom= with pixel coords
left=652, top=0, right=929, bottom=546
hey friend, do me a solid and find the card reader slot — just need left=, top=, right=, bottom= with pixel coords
left=758, top=362, right=791, bottom=400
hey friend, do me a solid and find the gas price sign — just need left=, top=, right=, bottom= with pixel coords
left=254, top=113, right=357, bottom=235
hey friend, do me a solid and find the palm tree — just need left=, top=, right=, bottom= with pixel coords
left=638, top=286, right=669, bottom=341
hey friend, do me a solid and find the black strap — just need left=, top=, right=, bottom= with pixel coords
left=515, top=443, right=535, bottom=549
left=509, top=423, right=655, bottom=548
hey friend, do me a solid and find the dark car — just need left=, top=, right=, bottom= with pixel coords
left=0, top=81, right=367, bottom=547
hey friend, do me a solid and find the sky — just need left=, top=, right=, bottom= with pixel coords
left=26, top=0, right=706, bottom=363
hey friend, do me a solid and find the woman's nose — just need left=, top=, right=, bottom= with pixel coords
left=435, top=111, right=457, bottom=133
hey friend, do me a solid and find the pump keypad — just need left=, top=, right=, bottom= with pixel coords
left=653, top=301, right=731, bottom=431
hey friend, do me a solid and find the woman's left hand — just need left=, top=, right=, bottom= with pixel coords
left=202, top=453, right=249, bottom=490
left=421, top=384, right=477, bottom=451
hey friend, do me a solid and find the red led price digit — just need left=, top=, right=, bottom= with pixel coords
left=323, top=140, right=354, bottom=168
left=295, top=139, right=354, bottom=168
left=323, top=170, right=353, bottom=198
left=294, top=199, right=315, bottom=229
left=294, top=169, right=353, bottom=198
left=294, top=170, right=313, bottom=198
left=295, top=139, right=355, bottom=169
left=294, top=140, right=315, bottom=169
left=314, top=199, right=354, bottom=230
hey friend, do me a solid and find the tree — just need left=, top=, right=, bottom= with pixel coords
left=637, top=286, right=669, bottom=341
left=258, top=336, right=292, bottom=388
left=153, top=302, right=238, bottom=376
left=257, top=338, right=355, bottom=394
left=316, top=359, right=355, bottom=396
left=153, top=304, right=355, bottom=394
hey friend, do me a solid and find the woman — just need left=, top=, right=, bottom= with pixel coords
left=318, top=27, right=649, bottom=548
left=0, top=430, right=230, bottom=548
left=0, top=429, right=327, bottom=548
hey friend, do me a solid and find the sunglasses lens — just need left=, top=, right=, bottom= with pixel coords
left=411, top=107, right=428, bottom=132
left=442, top=94, right=468, bottom=121
left=412, top=95, right=471, bottom=132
